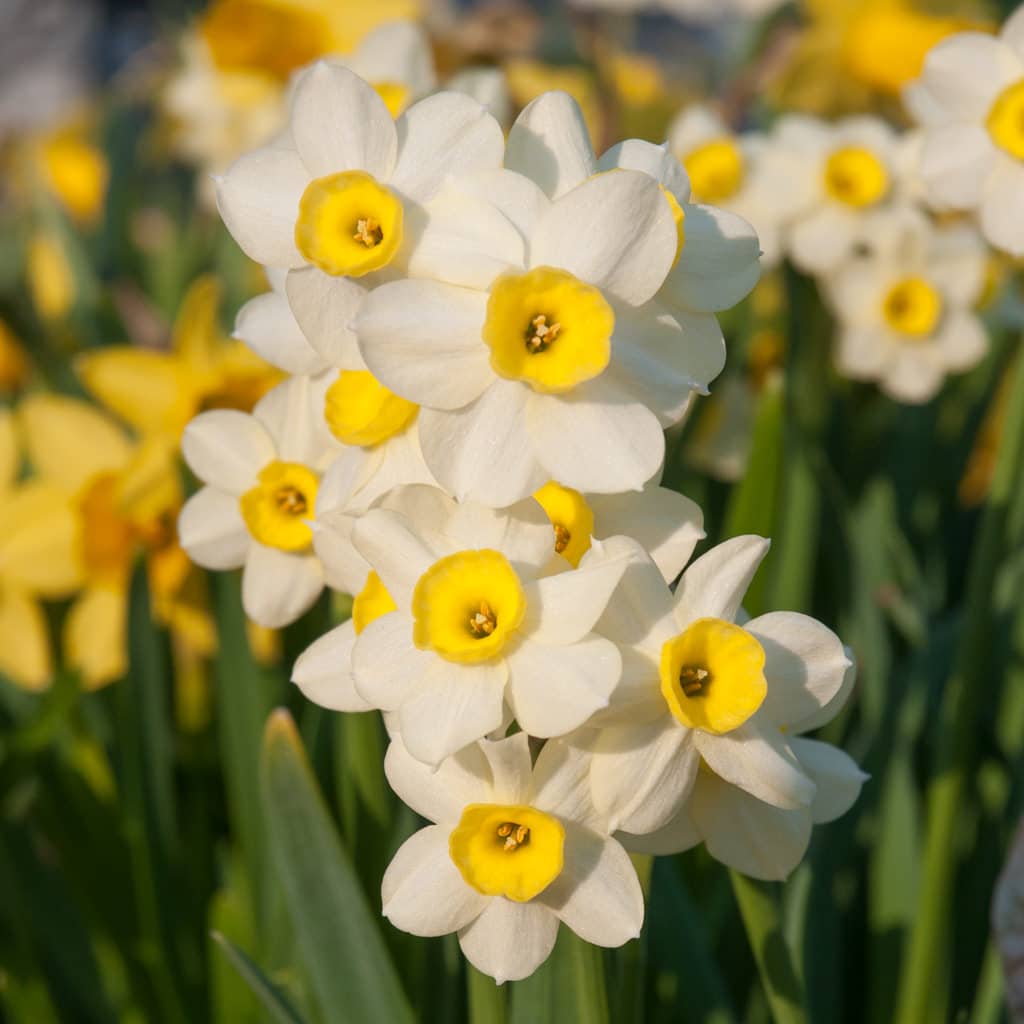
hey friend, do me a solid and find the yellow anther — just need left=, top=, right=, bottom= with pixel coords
left=553, top=523, right=571, bottom=554
left=497, top=822, right=530, bottom=851
left=679, top=665, right=710, bottom=697
left=353, top=218, right=383, bottom=248
left=526, top=314, right=561, bottom=353
left=468, top=601, right=497, bottom=637
left=274, top=485, right=307, bottom=515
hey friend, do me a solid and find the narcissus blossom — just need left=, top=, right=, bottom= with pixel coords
left=382, top=733, right=643, bottom=983
left=904, top=7, right=1024, bottom=256
left=178, top=375, right=336, bottom=628
left=826, top=210, right=988, bottom=403
left=582, top=536, right=853, bottom=836
left=347, top=485, right=632, bottom=765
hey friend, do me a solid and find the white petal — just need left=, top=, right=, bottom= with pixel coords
left=664, top=204, right=760, bottom=313
left=242, top=545, right=323, bottom=628
left=529, top=171, right=676, bottom=305
left=521, top=548, right=633, bottom=645
left=292, top=619, right=371, bottom=712
left=390, top=92, right=505, bottom=203
left=747, top=611, right=852, bottom=733
left=505, top=91, right=595, bottom=199
left=835, top=327, right=890, bottom=380
left=234, top=290, right=327, bottom=376
left=420, top=381, right=548, bottom=506
left=933, top=310, right=988, bottom=373
left=177, top=487, right=250, bottom=570
left=597, top=138, right=690, bottom=202
left=672, top=534, right=769, bottom=627
left=879, top=346, right=946, bottom=404
left=980, top=158, right=1024, bottom=258
left=539, top=824, right=643, bottom=946
left=592, top=543, right=678, bottom=648
left=291, top=62, right=397, bottom=180
left=313, top=511, right=369, bottom=595
left=385, top=738, right=493, bottom=823
left=787, top=206, right=857, bottom=276
left=351, top=611, right=435, bottom=710
left=918, top=123, right=995, bottom=210
left=253, top=375, right=333, bottom=467
left=530, top=738, right=603, bottom=830
left=527, top=381, right=664, bottom=496
left=215, top=146, right=307, bottom=267
left=618, top=807, right=701, bottom=856
left=441, top=168, right=550, bottom=241
left=507, top=634, right=620, bottom=737
left=690, top=771, right=811, bottom=881
left=383, top=825, right=488, bottom=936
left=405, top=190, right=525, bottom=290
left=458, top=898, right=558, bottom=985
left=695, top=722, right=816, bottom=810
left=446, top=496, right=554, bottom=575
left=590, top=717, right=696, bottom=834
left=480, top=733, right=534, bottom=804
left=790, top=737, right=868, bottom=824
left=916, top=33, right=1023, bottom=120
left=181, top=410, right=274, bottom=494
left=588, top=486, right=704, bottom=584
left=285, top=268, right=367, bottom=368
left=356, top=280, right=493, bottom=410
left=398, top=661, right=508, bottom=767
left=348, top=22, right=436, bottom=97
left=351, top=508, right=440, bottom=606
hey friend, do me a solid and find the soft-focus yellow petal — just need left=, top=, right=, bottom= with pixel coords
left=0, top=482, right=84, bottom=596
left=77, top=348, right=200, bottom=437
left=0, top=588, right=53, bottom=691
left=64, top=584, right=127, bottom=690
left=172, top=275, right=225, bottom=374
left=19, top=394, right=131, bottom=495
left=0, top=407, right=19, bottom=494
left=40, top=133, right=109, bottom=225
left=27, top=232, right=75, bottom=321
left=116, top=434, right=182, bottom=527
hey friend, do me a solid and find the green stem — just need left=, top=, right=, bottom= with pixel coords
left=468, top=965, right=507, bottom=1024
left=730, top=873, right=806, bottom=1024
left=895, top=352, right=1024, bottom=1024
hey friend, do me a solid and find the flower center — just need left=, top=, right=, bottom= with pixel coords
left=683, top=138, right=745, bottom=203
left=483, top=266, right=614, bottom=394
left=294, top=170, right=403, bottom=278
left=324, top=369, right=418, bottom=448
left=239, top=460, right=318, bottom=552
left=823, top=146, right=889, bottom=208
left=352, top=570, right=397, bottom=634
left=987, top=79, right=1024, bottom=161
left=411, top=549, right=526, bottom=664
left=449, top=803, right=565, bottom=902
left=533, top=481, right=595, bottom=568
left=659, top=617, right=767, bottom=734
left=882, top=275, right=943, bottom=339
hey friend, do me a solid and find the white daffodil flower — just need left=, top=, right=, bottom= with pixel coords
left=381, top=733, right=643, bottom=983
left=775, top=114, right=915, bottom=276
left=346, top=485, right=632, bottom=766
left=508, top=91, right=761, bottom=317
left=178, top=375, right=336, bottom=628
left=667, top=104, right=807, bottom=267
left=619, top=660, right=867, bottom=881
left=532, top=478, right=704, bottom=583
left=582, top=536, right=851, bottom=836
left=215, top=63, right=504, bottom=294
left=826, top=208, right=988, bottom=403
left=904, top=7, right=1024, bottom=256
left=355, top=164, right=703, bottom=505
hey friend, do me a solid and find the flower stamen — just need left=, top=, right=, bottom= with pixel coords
left=553, top=524, right=571, bottom=554
left=496, top=822, right=530, bottom=851
left=526, top=314, right=561, bottom=353
left=468, top=601, right=497, bottom=637
left=679, top=665, right=710, bottom=697
left=274, top=485, right=307, bottom=515
left=354, top=217, right=383, bottom=248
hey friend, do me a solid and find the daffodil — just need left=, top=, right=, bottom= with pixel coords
left=214, top=65, right=504, bottom=295
left=382, top=733, right=643, bottom=983
left=826, top=209, right=988, bottom=403
left=0, top=409, right=80, bottom=690
left=667, top=104, right=807, bottom=267
left=619, top=659, right=867, bottom=880
left=18, top=395, right=206, bottom=689
left=355, top=160, right=702, bottom=504
left=580, top=536, right=852, bottom=836
left=905, top=7, right=1024, bottom=256
left=179, top=374, right=338, bottom=628
left=343, top=485, right=632, bottom=766
left=77, top=275, right=282, bottom=439
left=774, top=114, right=916, bottom=275
left=34, top=120, right=109, bottom=225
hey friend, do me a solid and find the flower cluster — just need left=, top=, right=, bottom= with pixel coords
left=180, top=60, right=866, bottom=983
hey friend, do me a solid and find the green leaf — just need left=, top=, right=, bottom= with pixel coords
left=211, top=932, right=307, bottom=1024
left=509, top=929, right=608, bottom=1024
left=260, top=709, right=414, bottom=1024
